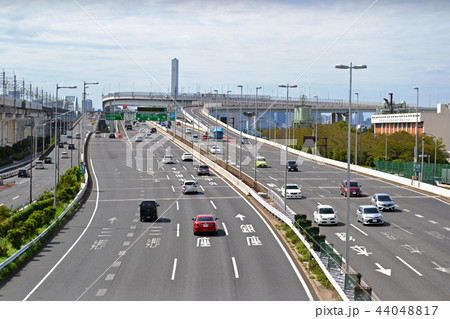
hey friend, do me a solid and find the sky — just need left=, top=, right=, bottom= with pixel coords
left=1, top=0, right=450, bottom=110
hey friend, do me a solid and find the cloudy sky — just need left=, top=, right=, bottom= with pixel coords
left=1, top=0, right=449, bottom=109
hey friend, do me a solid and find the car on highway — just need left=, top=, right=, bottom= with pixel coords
left=139, top=128, right=146, bottom=133
left=313, top=204, right=338, bottom=225
left=18, top=169, right=29, bottom=177
left=255, top=156, right=268, bottom=168
left=192, top=215, right=218, bottom=235
left=126, top=124, right=132, bottom=130
left=44, top=156, right=52, bottom=164
left=35, top=161, right=44, bottom=169
left=176, top=121, right=181, bottom=125
left=340, top=180, right=362, bottom=197
left=287, top=160, right=298, bottom=171
left=356, top=205, right=384, bottom=225
left=192, top=135, right=199, bottom=142
left=61, top=151, right=69, bottom=159
left=109, top=133, right=115, bottom=138
left=281, top=184, right=302, bottom=198
left=151, top=127, right=157, bottom=133
left=163, top=154, right=175, bottom=164
left=201, top=134, right=209, bottom=140
left=197, top=164, right=210, bottom=176
left=370, top=193, right=395, bottom=211
left=59, top=142, right=64, bottom=148
left=181, top=153, right=193, bottom=161
left=135, top=136, right=143, bottom=142
left=182, top=179, right=198, bottom=193
left=145, top=133, right=152, bottom=139
left=210, top=145, right=221, bottom=154
left=139, top=199, right=159, bottom=222
left=241, top=137, right=249, bottom=144
left=186, top=128, right=192, bottom=134
left=161, top=122, right=166, bottom=126
left=75, top=133, right=81, bottom=139
left=68, top=143, right=75, bottom=150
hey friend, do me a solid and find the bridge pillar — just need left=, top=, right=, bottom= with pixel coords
left=332, top=113, right=344, bottom=123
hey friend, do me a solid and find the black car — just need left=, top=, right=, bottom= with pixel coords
left=59, top=142, right=64, bottom=148
left=18, top=169, right=29, bottom=177
left=126, top=124, right=132, bottom=130
left=287, top=160, right=298, bottom=171
left=68, top=143, right=75, bottom=150
left=44, top=156, right=52, bottom=164
left=109, top=133, right=115, bottom=138
left=197, top=164, right=210, bottom=176
left=151, top=128, right=156, bottom=133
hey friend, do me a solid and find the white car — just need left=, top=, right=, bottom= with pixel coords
left=313, top=204, right=338, bottom=225
left=163, top=154, right=175, bottom=164
left=136, top=136, right=143, bottom=142
left=61, top=151, right=69, bottom=159
left=35, top=161, right=44, bottom=169
left=356, top=205, right=384, bottom=225
left=181, top=153, right=193, bottom=161
left=210, top=145, right=221, bottom=154
left=139, top=128, right=146, bottom=133
left=186, top=128, right=192, bottom=134
left=182, top=179, right=198, bottom=193
left=281, top=184, right=302, bottom=198
left=145, top=133, right=152, bottom=139
left=192, top=134, right=199, bottom=142
left=370, top=193, right=395, bottom=211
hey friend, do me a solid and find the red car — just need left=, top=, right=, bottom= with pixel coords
left=201, top=135, right=209, bottom=140
left=340, top=180, right=362, bottom=197
left=176, top=121, right=181, bottom=125
left=192, top=215, right=218, bottom=235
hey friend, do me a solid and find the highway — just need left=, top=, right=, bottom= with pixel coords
left=0, top=120, right=314, bottom=301
left=182, top=106, right=450, bottom=301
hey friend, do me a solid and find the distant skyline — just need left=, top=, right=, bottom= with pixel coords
left=1, top=0, right=449, bottom=110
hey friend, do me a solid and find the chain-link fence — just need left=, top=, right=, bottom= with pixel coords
left=376, top=160, right=450, bottom=185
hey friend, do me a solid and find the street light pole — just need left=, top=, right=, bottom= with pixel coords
left=413, top=87, right=419, bottom=181
left=254, top=86, right=262, bottom=184
left=314, top=96, right=318, bottom=155
left=335, top=62, right=367, bottom=275
left=54, top=84, right=77, bottom=208
left=226, top=90, right=231, bottom=165
left=83, top=81, right=99, bottom=165
left=279, top=84, right=297, bottom=216
left=355, top=92, right=359, bottom=165
left=237, top=85, right=243, bottom=180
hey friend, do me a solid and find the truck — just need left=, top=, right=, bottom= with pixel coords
left=67, top=130, right=73, bottom=138
left=60, top=135, right=68, bottom=144
left=209, top=127, right=223, bottom=140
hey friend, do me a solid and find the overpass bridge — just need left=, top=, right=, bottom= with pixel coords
left=102, top=92, right=437, bottom=129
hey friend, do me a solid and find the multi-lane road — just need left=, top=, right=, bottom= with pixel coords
left=181, top=106, right=450, bottom=301
left=0, top=120, right=314, bottom=301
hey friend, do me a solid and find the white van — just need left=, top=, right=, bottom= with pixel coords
left=61, top=152, right=69, bottom=159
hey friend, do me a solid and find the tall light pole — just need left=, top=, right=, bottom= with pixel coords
left=314, top=95, right=318, bottom=155
left=279, top=84, right=297, bottom=217
left=354, top=92, right=359, bottom=165
left=413, top=87, right=419, bottom=180
left=335, top=63, right=367, bottom=275
left=237, top=85, right=243, bottom=179
left=83, top=81, right=98, bottom=164
left=254, top=86, right=262, bottom=184
left=54, top=84, right=77, bottom=208
left=226, top=90, right=231, bottom=165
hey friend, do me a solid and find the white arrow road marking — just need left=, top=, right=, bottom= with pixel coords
left=235, top=214, right=246, bottom=221
left=396, top=256, right=423, bottom=276
left=350, top=245, right=372, bottom=256
left=431, top=261, right=450, bottom=274
left=108, top=217, right=118, bottom=224
left=375, top=263, right=392, bottom=276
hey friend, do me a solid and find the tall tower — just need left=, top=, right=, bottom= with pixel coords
left=171, top=58, right=179, bottom=97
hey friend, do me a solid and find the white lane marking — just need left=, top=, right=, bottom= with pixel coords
left=177, top=223, right=180, bottom=237
left=123, top=241, right=130, bottom=246
left=415, top=214, right=424, bottom=218
left=105, top=274, right=115, bottom=281
left=190, top=174, right=195, bottom=179
left=127, top=233, right=134, bottom=237
left=403, top=209, right=410, bottom=213
left=350, top=224, right=368, bottom=236
left=428, top=220, right=438, bottom=224
left=112, top=261, right=121, bottom=267
left=23, top=157, right=102, bottom=301
left=222, top=222, right=228, bottom=236
left=210, top=200, right=217, bottom=209
left=183, top=166, right=187, bottom=170
left=118, top=251, right=126, bottom=256
left=95, top=289, right=107, bottom=297
left=166, top=174, right=170, bottom=180
left=171, top=185, right=175, bottom=192
left=269, top=176, right=278, bottom=181
left=444, top=227, right=450, bottom=232
left=200, top=185, right=205, bottom=192
left=396, top=256, right=423, bottom=276
left=391, top=222, right=414, bottom=235
left=12, top=196, right=19, bottom=200
left=231, top=257, right=239, bottom=279
left=171, top=258, right=178, bottom=280
left=176, top=201, right=179, bottom=210
left=130, top=225, right=136, bottom=230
